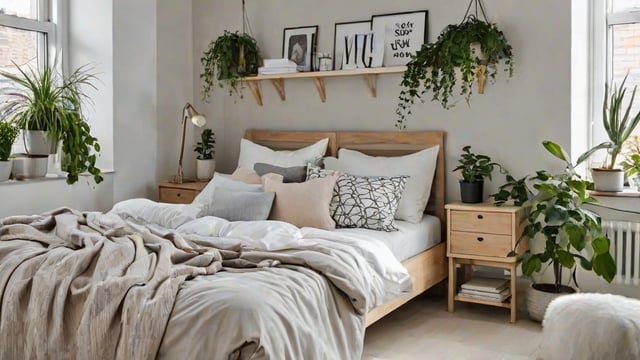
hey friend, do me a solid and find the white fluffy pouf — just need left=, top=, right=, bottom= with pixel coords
left=539, top=293, right=640, bottom=360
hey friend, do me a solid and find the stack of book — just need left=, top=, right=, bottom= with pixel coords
left=458, top=277, right=510, bottom=302
left=258, top=59, right=298, bottom=75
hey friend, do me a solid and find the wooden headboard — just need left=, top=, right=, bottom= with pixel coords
left=244, top=129, right=446, bottom=228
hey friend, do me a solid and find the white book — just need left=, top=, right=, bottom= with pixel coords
left=460, top=287, right=510, bottom=300
left=458, top=291, right=511, bottom=302
left=460, top=277, right=509, bottom=293
left=263, top=58, right=296, bottom=68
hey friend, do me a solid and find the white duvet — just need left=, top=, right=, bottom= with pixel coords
left=110, top=199, right=412, bottom=359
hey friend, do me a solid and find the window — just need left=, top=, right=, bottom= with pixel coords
left=0, top=0, right=62, bottom=154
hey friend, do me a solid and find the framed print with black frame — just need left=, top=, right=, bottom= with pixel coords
left=371, top=10, right=428, bottom=67
left=333, top=20, right=371, bottom=70
left=283, top=25, right=318, bottom=72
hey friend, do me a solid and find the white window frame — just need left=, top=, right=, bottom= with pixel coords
left=0, top=0, right=66, bottom=72
left=590, top=1, right=640, bottom=162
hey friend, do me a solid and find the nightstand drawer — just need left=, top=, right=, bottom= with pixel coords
left=159, top=188, right=197, bottom=204
left=450, top=210, right=512, bottom=235
left=450, top=231, right=513, bottom=257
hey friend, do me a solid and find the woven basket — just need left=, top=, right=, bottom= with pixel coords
left=526, top=284, right=576, bottom=322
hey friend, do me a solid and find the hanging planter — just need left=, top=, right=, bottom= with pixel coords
left=395, top=0, right=514, bottom=129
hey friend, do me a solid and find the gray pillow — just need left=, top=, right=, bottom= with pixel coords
left=209, top=189, right=275, bottom=221
left=254, top=163, right=307, bottom=183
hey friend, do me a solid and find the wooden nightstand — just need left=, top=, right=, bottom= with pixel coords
left=446, top=202, right=528, bottom=323
left=158, top=181, right=208, bottom=204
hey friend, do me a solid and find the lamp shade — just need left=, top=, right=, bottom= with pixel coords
left=191, top=114, right=207, bottom=127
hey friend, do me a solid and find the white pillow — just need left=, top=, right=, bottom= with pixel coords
left=237, top=138, right=329, bottom=169
left=192, top=173, right=264, bottom=214
left=110, top=198, right=202, bottom=229
left=324, top=146, right=439, bottom=223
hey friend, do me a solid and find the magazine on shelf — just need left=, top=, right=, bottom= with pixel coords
left=459, top=287, right=510, bottom=302
left=460, top=277, right=509, bottom=293
left=457, top=290, right=511, bottom=302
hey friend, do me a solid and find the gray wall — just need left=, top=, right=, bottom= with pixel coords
left=192, top=0, right=572, bottom=203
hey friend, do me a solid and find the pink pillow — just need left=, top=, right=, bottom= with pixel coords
left=230, top=167, right=283, bottom=185
left=263, top=174, right=338, bottom=230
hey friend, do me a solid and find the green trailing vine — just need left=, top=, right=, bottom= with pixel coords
left=200, top=31, right=261, bottom=102
left=396, top=17, right=514, bottom=130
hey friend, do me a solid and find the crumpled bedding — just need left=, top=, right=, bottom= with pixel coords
left=0, top=201, right=411, bottom=359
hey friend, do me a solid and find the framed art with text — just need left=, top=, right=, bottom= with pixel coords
left=371, top=10, right=428, bottom=67
left=333, top=20, right=372, bottom=70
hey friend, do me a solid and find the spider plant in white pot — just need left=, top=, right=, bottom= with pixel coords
left=0, top=121, right=19, bottom=181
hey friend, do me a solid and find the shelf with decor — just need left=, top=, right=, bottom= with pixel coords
left=242, top=66, right=406, bottom=106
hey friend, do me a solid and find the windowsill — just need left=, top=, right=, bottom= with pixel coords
left=590, top=188, right=640, bottom=198
left=0, top=170, right=114, bottom=186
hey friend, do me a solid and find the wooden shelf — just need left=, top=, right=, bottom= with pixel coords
left=242, top=66, right=406, bottom=106
left=454, top=295, right=512, bottom=309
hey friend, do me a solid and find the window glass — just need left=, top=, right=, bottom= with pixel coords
left=613, top=0, right=640, bottom=12
left=0, top=0, right=39, bottom=20
left=611, top=22, right=640, bottom=133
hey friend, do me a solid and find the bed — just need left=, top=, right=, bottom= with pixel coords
left=0, top=130, right=447, bottom=359
left=244, top=129, right=448, bottom=327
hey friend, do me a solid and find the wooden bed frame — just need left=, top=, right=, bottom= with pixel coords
left=245, top=129, right=448, bottom=327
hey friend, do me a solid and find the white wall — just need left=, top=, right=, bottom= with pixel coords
left=192, top=0, right=572, bottom=203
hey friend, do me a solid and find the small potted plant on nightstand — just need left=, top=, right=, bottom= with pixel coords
left=0, top=121, right=19, bottom=181
left=453, top=145, right=503, bottom=203
left=194, top=128, right=215, bottom=181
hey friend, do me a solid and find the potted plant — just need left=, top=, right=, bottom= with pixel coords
left=0, top=63, right=103, bottom=184
left=395, top=16, right=513, bottom=129
left=453, top=145, right=503, bottom=203
left=194, top=128, right=216, bottom=180
left=577, top=75, right=640, bottom=192
left=621, top=135, right=640, bottom=191
left=200, top=30, right=261, bottom=102
left=497, top=141, right=616, bottom=321
left=0, top=121, right=19, bottom=181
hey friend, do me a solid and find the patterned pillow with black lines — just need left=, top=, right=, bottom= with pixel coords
left=307, top=165, right=408, bottom=231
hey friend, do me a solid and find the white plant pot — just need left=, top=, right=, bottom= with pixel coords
left=591, top=168, right=625, bottom=192
left=12, top=155, right=49, bottom=179
left=196, top=159, right=215, bottom=181
left=23, top=130, right=58, bottom=155
left=526, top=283, right=576, bottom=322
left=0, top=160, right=12, bottom=181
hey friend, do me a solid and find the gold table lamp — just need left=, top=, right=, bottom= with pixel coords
left=172, top=102, right=206, bottom=184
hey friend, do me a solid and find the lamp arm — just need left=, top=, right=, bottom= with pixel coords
left=176, top=104, right=190, bottom=184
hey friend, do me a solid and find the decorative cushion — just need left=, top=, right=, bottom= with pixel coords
left=192, top=173, right=264, bottom=214
left=209, top=189, right=275, bottom=221
left=263, top=174, right=338, bottom=230
left=307, top=166, right=408, bottom=231
left=237, top=138, right=329, bottom=169
left=324, top=146, right=439, bottom=224
left=254, top=163, right=307, bottom=183
left=230, top=167, right=263, bottom=184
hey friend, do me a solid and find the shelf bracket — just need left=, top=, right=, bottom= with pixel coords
left=246, top=81, right=263, bottom=106
left=270, top=79, right=286, bottom=101
left=366, top=74, right=377, bottom=98
left=312, top=77, right=326, bottom=103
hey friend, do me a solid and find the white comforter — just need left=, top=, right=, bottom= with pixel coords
left=111, top=199, right=412, bottom=359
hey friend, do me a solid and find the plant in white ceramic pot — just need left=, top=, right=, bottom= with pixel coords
left=194, top=128, right=215, bottom=180
left=0, top=121, right=19, bottom=181
left=578, top=75, right=640, bottom=192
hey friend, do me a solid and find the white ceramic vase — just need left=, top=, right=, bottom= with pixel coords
left=196, top=159, right=215, bottom=181
left=12, top=155, right=49, bottom=179
left=591, top=168, right=625, bottom=192
left=0, top=160, right=12, bottom=181
left=23, top=130, right=58, bottom=155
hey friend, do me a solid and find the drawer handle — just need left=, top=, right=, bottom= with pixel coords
left=477, top=214, right=484, bottom=220
left=477, top=237, right=484, bottom=242
left=176, top=193, right=181, bottom=197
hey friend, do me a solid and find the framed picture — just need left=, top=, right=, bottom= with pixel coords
left=371, top=10, right=428, bottom=67
left=283, top=25, right=318, bottom=72
left=333, top=20, right=371, bottom=70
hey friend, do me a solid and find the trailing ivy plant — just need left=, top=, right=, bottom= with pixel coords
left=200, top=31, right=261, bottom=102
left=396, top=17, right=514, bottom=129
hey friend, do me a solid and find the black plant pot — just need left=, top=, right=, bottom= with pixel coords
left=460, top=180, right=484, bottom=203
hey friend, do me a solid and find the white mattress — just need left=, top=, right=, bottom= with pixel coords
left=333, top=214, right=441, bottom=262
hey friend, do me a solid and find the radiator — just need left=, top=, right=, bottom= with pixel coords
left=603, top=220, right=640, bottom=286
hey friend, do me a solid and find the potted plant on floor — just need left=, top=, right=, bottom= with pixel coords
left=502, top=141, right=616, bottom=321
left=453, top=145, right=503, bottom=203
left=0, top=121, right=19, bottom=181
left=395, top=0, right=514, bottom=129
left=577, top=75, right=640, bottom=192
left=194, top=128, right=216, bottom=180
left=0, top=62, right=103, bottom=184
left=621, top=135, right=640, bottom=191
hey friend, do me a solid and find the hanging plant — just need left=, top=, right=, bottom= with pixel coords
left=395, top=0, right=514, bottom=129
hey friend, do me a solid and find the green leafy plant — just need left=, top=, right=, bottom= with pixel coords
left=194, top=128, right=216, bottom=160
left=200, top=31, right=261, bottom=102
left=0, top=121, right=19, bottom=162
left=492, top=173, right=532, bottom=206
left=396, top=17, right=513, bottom=129
left=621, top=135, right=640, bottom=178
left=501, top=141, right=616, bottom=293
left=0, top=62, right=103, bottom=184
left=453, top=145, right=503, bottom=182
left=577, top=75, right=640, bottom=168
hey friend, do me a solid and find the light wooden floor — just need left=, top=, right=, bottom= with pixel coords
left=363, top=294, right=542, bottom=360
